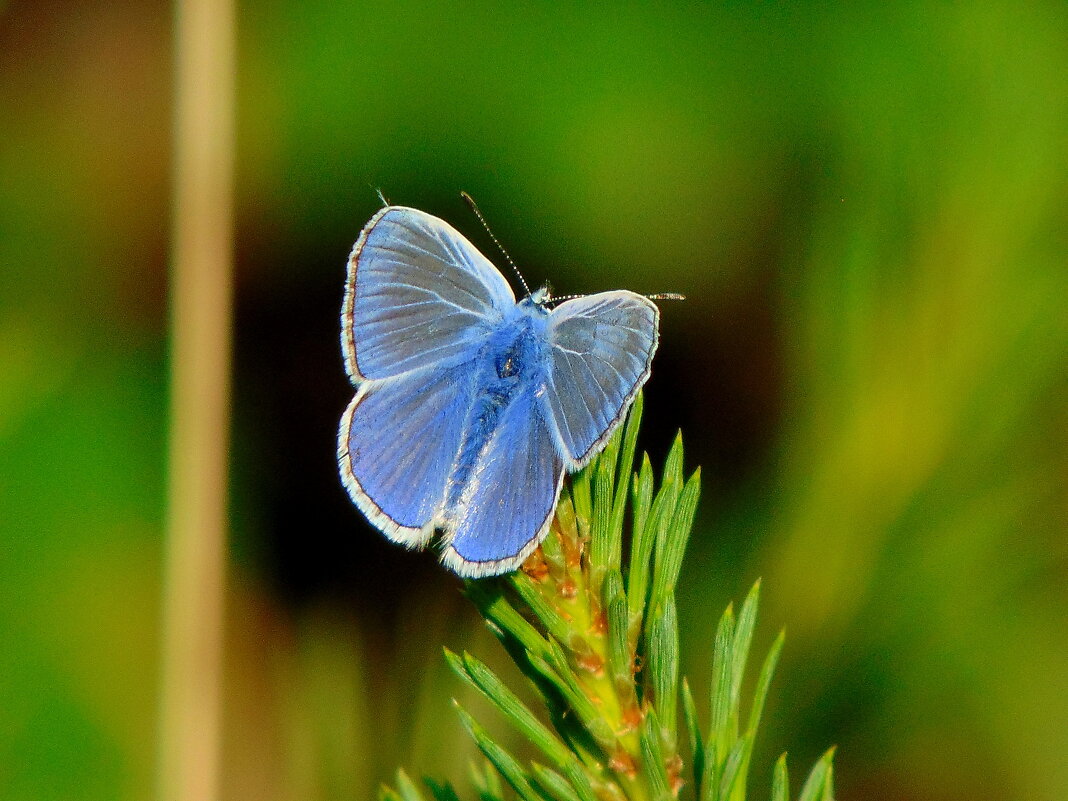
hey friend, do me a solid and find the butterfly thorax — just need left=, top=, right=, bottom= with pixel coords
left=442, top=308, right=550, bottom=520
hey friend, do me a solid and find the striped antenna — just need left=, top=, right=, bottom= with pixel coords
left=548, top=291, right=686, bottom=305
left=460, top=191, right=532, bottom=298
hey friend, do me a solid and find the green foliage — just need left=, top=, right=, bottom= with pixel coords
left=383, top=396, right=835, bottom=801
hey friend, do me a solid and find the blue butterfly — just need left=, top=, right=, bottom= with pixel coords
left=337, top=203, right=663, bottom=577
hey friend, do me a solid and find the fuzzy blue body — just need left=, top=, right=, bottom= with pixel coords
left=338, top=206, right=659, bottom=577
left=444, top=300, right=549, bottom=512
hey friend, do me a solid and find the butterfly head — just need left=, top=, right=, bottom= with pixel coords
left=517, top=284, right=555, bottom=315
left=528, top=284, right=553, bottom=307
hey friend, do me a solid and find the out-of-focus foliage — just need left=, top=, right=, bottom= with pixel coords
left=0, top=2, right=1065, bottom=801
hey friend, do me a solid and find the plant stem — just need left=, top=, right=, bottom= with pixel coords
left=157, top=0, right=235, bottom=799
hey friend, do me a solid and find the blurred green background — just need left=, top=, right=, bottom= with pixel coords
left=2, top=1, right=1066, bottom=799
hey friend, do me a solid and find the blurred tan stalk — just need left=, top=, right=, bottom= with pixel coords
left=157, top=0, right=235, bottom=800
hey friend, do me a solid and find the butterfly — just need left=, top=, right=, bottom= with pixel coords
left=337, top=202, right=668, bottom=578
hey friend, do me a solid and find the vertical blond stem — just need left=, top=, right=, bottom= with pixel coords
left=158, top=0, right=234, bottom=799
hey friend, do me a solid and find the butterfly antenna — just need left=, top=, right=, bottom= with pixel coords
left=461, top=191, right=532, bottom=297
left=546, top=293, right=586, bottom=305
left=549, top=291, right=684, bottom=306
left=646, top=292, right=686, bottom=301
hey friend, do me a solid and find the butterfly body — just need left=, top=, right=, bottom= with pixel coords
left=338, top=205, right=661, bottom=577
left=443, top=303, right=548, bottom=509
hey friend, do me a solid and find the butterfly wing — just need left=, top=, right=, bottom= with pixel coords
left=441, top=384, right=565, bottom=578
left=338, top=362, right=476, bottom=546
left=341, top=206, right=516, bottom=382
left=541, top=291, right=659, bottom=468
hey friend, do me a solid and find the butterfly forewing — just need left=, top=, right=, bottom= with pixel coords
left=342, top=206, right=515, bottom=382
left=542, top=291, right=659, bottom=467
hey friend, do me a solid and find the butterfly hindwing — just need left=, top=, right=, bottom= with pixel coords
left=342, top=206, right=515, bottom=382
left=442, top=384, right=565, bottom=577
left=338, top=362, right=476, bottom=546
left=542, top=291, right=659, bottom=467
